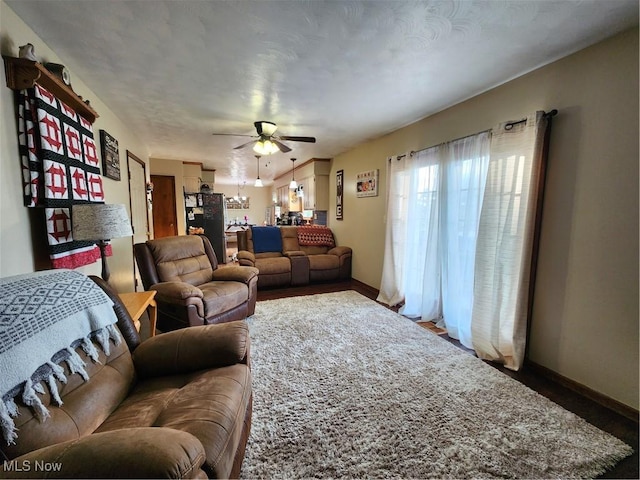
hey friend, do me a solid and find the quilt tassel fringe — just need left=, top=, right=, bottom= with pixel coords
left=81, top=337, right=101, bottom=363
left=94, top=328, right=111, bottom=356
left=22, top=379, right=49, bottom=423
left=108, top=324, right=122, bottom=346
left=65, top=347, right=89, bottom=381
left=2, top=328, right=119, bottom=446
left=45, top=362, right=67, bottom=407
left=0, top=399, right=18, bottom=446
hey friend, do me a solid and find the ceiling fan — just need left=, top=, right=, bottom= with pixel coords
left=212, top=121, right=316, bottom=155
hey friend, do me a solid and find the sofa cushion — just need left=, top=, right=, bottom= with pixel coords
left=256, top=257, right=291, bottom=275
left=251, top=226, right=282, bottom=253
left=199, top=281, right=249, bottom=317
left=147, top=236, right=213, bottom=286
left=308, top=254, right=340, bottom=271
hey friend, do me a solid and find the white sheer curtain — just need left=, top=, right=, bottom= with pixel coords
left=439, top=134, right=490, bottom=346
left=472, top=112, right=549, bottom=370
left=377, top=153, right=413, bottom=307
left=378, top=133, right=490, bottom=349
left=400, top=146, right=441, bottom=319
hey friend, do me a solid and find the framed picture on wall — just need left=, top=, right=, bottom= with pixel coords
left=100, top=130, right=120, bottom=180
left=356, top=169, right=378, bottom=197
left=336, top=169, right=343, bottom=220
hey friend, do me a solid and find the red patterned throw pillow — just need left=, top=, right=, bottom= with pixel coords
left=297, top=226, right=335, bottom=247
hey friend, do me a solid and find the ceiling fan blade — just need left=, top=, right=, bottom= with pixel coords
left=211, top=133, right=256, bottom=137
left=233, top=139, right=258, bottom=150
left=279, top=136, right=316, bottom=143
left=272, top=139, right=292, bottom=153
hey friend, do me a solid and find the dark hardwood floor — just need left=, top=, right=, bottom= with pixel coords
left=256, top=279, right=638, bottom=479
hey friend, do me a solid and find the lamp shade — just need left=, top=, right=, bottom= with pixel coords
left=72, top=204, right=133, bottom=241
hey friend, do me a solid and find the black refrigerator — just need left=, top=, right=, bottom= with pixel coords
left=185, top=192, right=227, bottom=264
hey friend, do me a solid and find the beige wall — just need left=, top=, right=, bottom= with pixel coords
left=330, top=28, right=639, bottom=409
left=0, top=1, right=150, bottom=293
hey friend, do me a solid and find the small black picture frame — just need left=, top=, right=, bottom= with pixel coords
left=336, top=169, right=344, bottom=220
left=100, top=130, right=120, bottom=180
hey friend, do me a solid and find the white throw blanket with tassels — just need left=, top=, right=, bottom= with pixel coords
left=0, top=269, right=121, bottom=445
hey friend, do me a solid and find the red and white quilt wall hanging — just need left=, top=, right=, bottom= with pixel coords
left=16, top=84, right=110, bottom=269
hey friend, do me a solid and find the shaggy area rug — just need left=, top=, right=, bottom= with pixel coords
left=241, top=291, right=632, bottom=479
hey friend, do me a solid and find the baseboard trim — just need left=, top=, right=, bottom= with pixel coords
left=526, top=360, right=639, bottom=423
left=350, top=278, right=380, bottom=300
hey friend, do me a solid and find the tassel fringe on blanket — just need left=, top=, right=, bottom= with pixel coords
left=0, top=270, right=121, bottom=446
left=0, top=326, right=122, bottom=445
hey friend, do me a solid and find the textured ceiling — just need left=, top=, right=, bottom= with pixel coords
left=6, top=0, right=638, bottom=185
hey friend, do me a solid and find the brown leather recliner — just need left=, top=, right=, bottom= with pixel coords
left=0, top=274, right=252, bottom=479
left=134, top=235, right=259, bottom=332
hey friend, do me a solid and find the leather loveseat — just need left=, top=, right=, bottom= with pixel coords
left=237, top=225, right=352, bottom=289
left=0, top=272, right=252, bottom=479
left=135, top=235, right=258, bottom=331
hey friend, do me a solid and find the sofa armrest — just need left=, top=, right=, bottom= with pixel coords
left=150, top=282, right=205, bottom=317
left=151, top=281, right=204, bottom=302
left=133, top=321, right=250, bottom=378
left=328, top=245, right=352, bottom=257
left=0, top=428, right=206, bottom=479
left=237, top=250, right=256, bottom=266
left=211, top=265, right=258, bottom=284
left=284, top=250, right=306, bottom=257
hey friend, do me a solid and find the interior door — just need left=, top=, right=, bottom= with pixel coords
left=151, top=175, right=178, bottom=238
left=127, top=151, right=149, bottom=291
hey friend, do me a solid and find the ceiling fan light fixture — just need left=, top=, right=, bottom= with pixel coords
left=253, top=139, right=279, bottom=155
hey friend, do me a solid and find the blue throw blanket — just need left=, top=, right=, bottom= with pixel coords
left=0, top=270, right=120, bottom=445
left=251, top=226, right=283, bottom=253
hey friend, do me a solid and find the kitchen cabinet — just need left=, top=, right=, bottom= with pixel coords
left=276, top=186, right=289, bottom=211
left=298, top=174, right=329, bottom=210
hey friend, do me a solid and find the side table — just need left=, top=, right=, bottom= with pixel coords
left=119, top=290, right=158, bottom=337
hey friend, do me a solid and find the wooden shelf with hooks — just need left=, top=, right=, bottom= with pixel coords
left=2, top=56, right=99, bottom=123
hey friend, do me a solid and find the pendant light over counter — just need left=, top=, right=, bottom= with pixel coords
left=254, top=155, right=263, bottom=187
left=289, top=158, right=297, bottom=190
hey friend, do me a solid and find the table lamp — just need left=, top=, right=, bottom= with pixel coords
left=71, top=203, right=133, bottom=282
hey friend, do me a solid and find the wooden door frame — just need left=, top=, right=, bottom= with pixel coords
left=127, top=151, right=149, bottom=291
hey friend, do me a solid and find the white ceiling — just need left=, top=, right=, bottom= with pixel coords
left=6, top=0, right=638, bottom=185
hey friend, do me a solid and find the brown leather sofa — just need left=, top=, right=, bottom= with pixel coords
left=0, top=274, right=252, bottom=479
left=135, top=235, right=259, bottom=331
left=237, top=226, right=351, bottom=288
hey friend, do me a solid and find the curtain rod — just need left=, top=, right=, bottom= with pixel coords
left=392, top=109, right=559, bottom=159
left=505, top=109, right=558, bottom=130
left=390, top=151, right=416, bottom=161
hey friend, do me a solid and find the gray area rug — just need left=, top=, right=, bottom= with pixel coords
left=242, top=291, right=632, bottom=479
